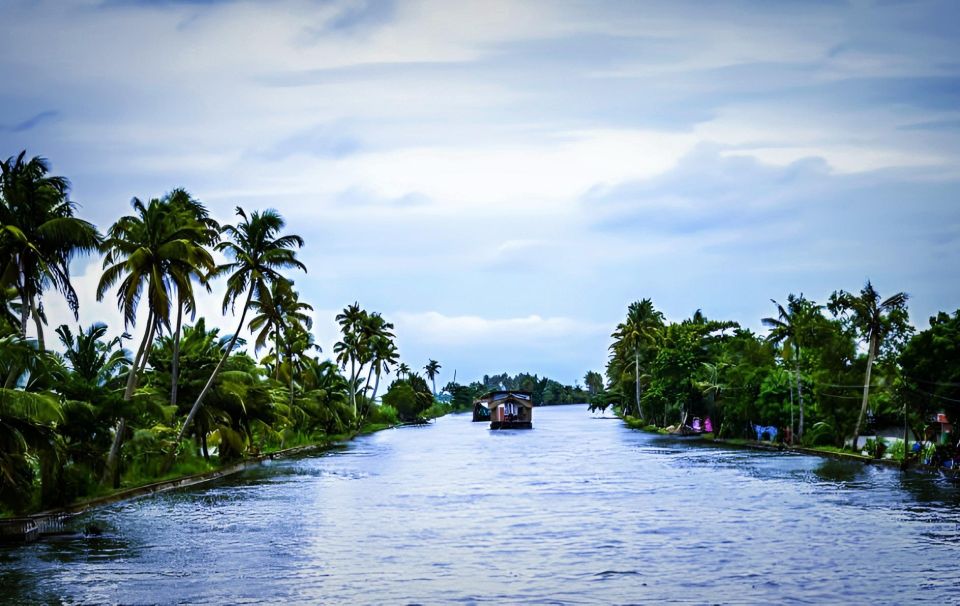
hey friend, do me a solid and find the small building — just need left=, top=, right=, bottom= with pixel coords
left=474, top=390, right=533, bottom=429
left=932, top=412, right=953, bottom=445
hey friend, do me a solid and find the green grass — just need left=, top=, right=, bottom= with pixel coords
left=358, top=422, right=391, bottom=435
left=805, top=444, right=847, bottom=454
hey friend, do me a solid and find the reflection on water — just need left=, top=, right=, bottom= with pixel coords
left=3, top=404, right=960, bottom=604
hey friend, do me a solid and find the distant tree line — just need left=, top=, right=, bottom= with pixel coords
left=440, top=372, right=592, bottom=409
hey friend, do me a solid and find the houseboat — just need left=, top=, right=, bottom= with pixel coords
left=474, top=390, right=533, bottom=429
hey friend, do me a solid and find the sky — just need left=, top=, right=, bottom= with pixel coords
left=2, top=0, right=959, bottom=387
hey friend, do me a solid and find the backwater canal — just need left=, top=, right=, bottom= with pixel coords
left=2, top=404, right=959, bottom=604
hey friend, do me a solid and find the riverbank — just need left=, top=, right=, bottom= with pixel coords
left=0, top=422, right=395, bottom=543
left=619, top=415, right=916, bottom=471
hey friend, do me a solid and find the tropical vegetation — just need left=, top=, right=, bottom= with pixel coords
left=603, top=287, right=956, bottom=456
left=0, top=151, right=436, bottom=514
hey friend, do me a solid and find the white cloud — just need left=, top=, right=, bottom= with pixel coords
left=4, top=0, right=960, bottom=384
left=395, top=311, right=606, bottom=346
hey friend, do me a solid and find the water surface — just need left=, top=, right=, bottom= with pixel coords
left=3, top=405, right=959, bottom=604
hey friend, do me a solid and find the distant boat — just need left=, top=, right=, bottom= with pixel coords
left=474, top=390, right=533, bottom=429
left=667, top=416, right=711, bottom=437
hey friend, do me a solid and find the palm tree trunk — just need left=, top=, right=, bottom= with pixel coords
left=274, top=333, right=281, bottom=380
left=634, top=351, right=642, bottom=420
left=903, top=400, right=910, bottom=466
left=371, top=370, right=382, bottom=405
left=364, top=364, right=375, bottom=398
left=4, top=276, right=30, bottom=388
left=789, top=378, right=795, bottom=445
left=137, top=318, right=154, bottom=376
left=851, top=332, right=878, bottom=452
left=30, top=295, right=45, bottom=352
left=795, top=346, right=804, bottom=440
left=102, top=309, right=156, bottom=487
left=18, top=270, right=29, bottom=340
left=289, top=351, right=295, bottom=410
left=349, top=357, right=357, bottom=418
left=165, top=286, right=255, bottom=472
left=171, top=298, right=183, bottom=407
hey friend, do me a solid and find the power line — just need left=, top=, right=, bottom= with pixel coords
left=906, top=386, right=960, bottom=404
left=902, top=376, right=960, bottom=388
left=816, top=382, right=886, bottom=389
left=818, top=392, right=867, bottom=400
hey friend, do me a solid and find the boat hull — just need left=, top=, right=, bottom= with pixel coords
left=490, top=421, right=533, bottom=430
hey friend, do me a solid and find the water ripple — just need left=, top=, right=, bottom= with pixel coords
left=3, top=406, right=959, bottom=604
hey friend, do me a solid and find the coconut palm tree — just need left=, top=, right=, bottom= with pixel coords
left=368, top=334, right=399, bottom=406
left=165, top=189, right=219, bottom=410
left=248, top=279, right=312, bottom=378
left=168, top=207, right=305, bottom=468
left=334, top=302, right=366, bottom=417
left=397, top=362, right=410, bottom=380
left=359, top=312, right=394, bottom=397
left=609, top=299, right=664, bottom=419
left=762, top=294, right=820, bottom=440
left=0, top=151, right=100, bottom=358
left=828, top=281, right=909, bottom=451
left=333, top=331, right=361, bottom=418
left=97, top=195, right=210, bottom=485
left=424, top=359, right=441, bottom=395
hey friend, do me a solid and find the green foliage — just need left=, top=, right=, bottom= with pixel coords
left=899, top=309, right=960, bottom=426
left=887, top=439, right=907, bottom=461
left=802, top=422, right=835, bottom=447
left=383, top=378, right=433, bottom=421
left=368, top=404, right=399, bottom=426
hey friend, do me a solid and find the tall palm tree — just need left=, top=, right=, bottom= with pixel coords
left=397, top=362, right=410, bottom=380
left=762, top=294, right=820, bottom=440
left=334, top=302, right=366, bottom=418
left=248, top=279, right=312, bottom=378
left=424, top=359, right=441, bottom=395
left=169, top=207, right=305, bottom=467
left=359, top=313, right=395, bottom=397
left=828, top=281, right=909, bottom=451
left=369, top=335, right=399, bottom=405
left=97, top=195, right=208, bottom=485
left=610, top=299, right=664, bottom=419
left=165, top=189, right=219, bottom=410
left=0, top=151, right=100, bottom=358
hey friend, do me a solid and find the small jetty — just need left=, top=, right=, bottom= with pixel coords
left=474, top=390, right=533, bottom=429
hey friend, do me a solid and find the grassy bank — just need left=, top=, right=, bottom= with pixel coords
left=1, top=420, right=395, bottom=521
left=618, top=415, right=921, bottom=469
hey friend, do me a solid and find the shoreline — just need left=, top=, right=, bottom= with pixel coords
left=619, top=415, right=949, bottom=473
left=0, top=425, right=393, bottom=544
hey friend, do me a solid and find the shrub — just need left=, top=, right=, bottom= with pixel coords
left=803, top=421, right=835, bottom=447
left=368, top=404, right=399, bottom=426
left=383, top=383, right=424, bottom=421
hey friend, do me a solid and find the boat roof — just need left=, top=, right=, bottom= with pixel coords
left=474, top=390, right=534, bottom=408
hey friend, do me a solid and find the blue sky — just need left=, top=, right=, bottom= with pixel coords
left=2, top=0, right=959, bottom=386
